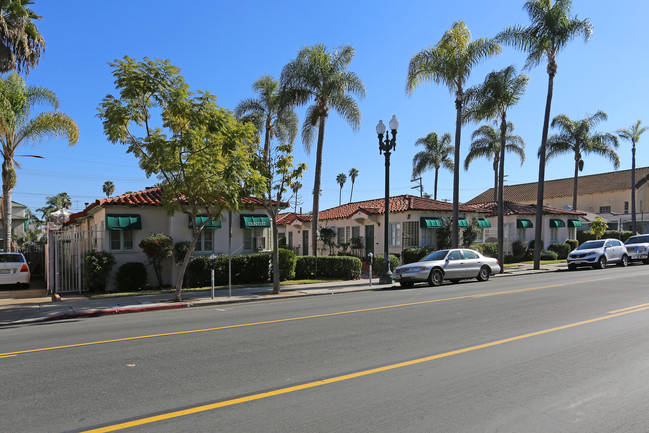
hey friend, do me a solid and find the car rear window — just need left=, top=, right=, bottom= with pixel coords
left=0, top=253, right=25, bottom=263
left=625, top=235, right=649, bottom=245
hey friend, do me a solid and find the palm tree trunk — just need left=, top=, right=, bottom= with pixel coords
left=452, top=94, right=463, bottom=248
left=434, top=168, right=439, bottom=201
left=493, top=159, right=499, bottom=203
left=534, top=71, right=555, bottom=270
left=498, top=114, right=506, bottom=273
left=349, top=182, right=354, bottom=203
left=312, top=116, right=326, bottom=257
left=632, top=144, right=637, bottom=233
left=271, top=208, right=280, bottom=294
left=572, top=158, right=579, bottom=211
left=2, top=158, right=14, bottom=252
left=339, top=187, right=341, bottom=206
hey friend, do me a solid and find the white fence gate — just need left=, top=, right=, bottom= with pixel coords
left=51, top=230, right=105, bottom=294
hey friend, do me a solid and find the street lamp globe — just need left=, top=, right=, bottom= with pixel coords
left=376, top=120, right=386, bottom=135
left=389, top=115, right=399, bottom=131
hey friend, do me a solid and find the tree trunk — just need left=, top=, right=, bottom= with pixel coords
left=434, top=168, right=439, bottom=201
left=271, top=209, right=280, bottom=294
left=534, top=71, right=555, bottom=269
left=452, top=93, right=463, bottom=248
left=174, top=229, right=202, bottom=302
left=498, top=113, right=506, bottom=273
left=572, top=157, right=579, bottom=211
left=349, top=182, right=354, bottom=203
left=493, top=158, right=499, bottom=203
left=631, top=144, right=637, bottom=234
left=2, top=158, right=14, bottom=252
left=312, top=115, right=326, bottom=257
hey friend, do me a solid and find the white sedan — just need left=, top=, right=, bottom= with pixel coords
left=392, top=248, right=501, bottom=288
left=0, top=253, right=31, bottom=287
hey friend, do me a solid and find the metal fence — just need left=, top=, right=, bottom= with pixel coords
left=51, top=230, right=104, bottom=293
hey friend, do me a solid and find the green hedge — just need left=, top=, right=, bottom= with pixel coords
left=402, top=246, right=436, bottom=264
left=548, top=243, right=571, bottom=260
left=472, top=242, right=498, bottom=258
left=577, top=230, right=633, bottom=243
left=272, top=249, right=296, bottom=281
left=295, top=256, right=362, bottom=280
left=566, top=239, right=579, bottom=251
left=115, top=262, right=148, bottom=292
left=372, top=254, right=400, bottom=276
left=540, top=250, right=558, bottom=260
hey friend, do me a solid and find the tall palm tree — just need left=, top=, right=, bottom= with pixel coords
left=618, top=120, right=648, bottom=234
left=235, top=75, right=298, bottom=166
left=0, top=74, right=78, bottom=251
left=292, top=181, right=302, bottom=213
left=348, top=168, right=358, bottom=203
left=37, top=192, right=72, bottom=218
left=465, top=123, right=525, bottom=202
left=463, top=65, right=528, bottom=271
left=281, top=44, right=365, bottom=256
left=102, top=180, right=115, bottom=198
left=407, top=20, right=501, bottom=247
left=544, top=111, right=619, bottom=211
left=0, top=0, right=45, bottom=74
left=412, top=132, right=454, bottom=201
left=498, top=0, right=592, bottom=269
left=336, top=173, right=346, bottom=206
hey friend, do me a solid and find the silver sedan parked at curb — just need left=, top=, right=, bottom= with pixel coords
left=392, top=248, right=501, bottom=288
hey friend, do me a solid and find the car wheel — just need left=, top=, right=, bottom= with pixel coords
left=568, top=264, right=577, bottom=271
left=596, top=256, right=607, bottom=269
left=477, top=266, right=490, bottom=282
left=450, top=279, right=460, bottom=284
left=428, top=269, right=443, bottom=287
left=643, top=258, right=649, bottom=265
left=617, top=255, right=629, bottom=267
left=399, top=282, right=414, bottom=288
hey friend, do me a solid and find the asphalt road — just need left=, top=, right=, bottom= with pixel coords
left=3, top=264, right=649, bottom=432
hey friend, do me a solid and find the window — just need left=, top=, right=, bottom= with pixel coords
left=599, top=206, right=611, bottom=213
left=351, top=226, right=360, bottom=240
left=288, top=232, right=293, bottom=248
left=422, top=228, right=435, bottom=246
left=624, top=202, right=629, bottom=214
left=550, top=227, right=558, bottom=243
left=389, top=223, right=401, bottom=247
left=110, top=230, right=134, bottom=251
left=346, top=226, right=351, bottom=241
left=517, top=228, right=526, bottom=241
left=448, top=250, right=462, bottom=260
left=196, top=229, right=214, bottom=252
left=244, top=229, right=264, bottom=250
left=463, top=250, right=479, bottom=259
left=337, top=227, right=345, bottom=243
left=403, top=221, right=419, bottom=247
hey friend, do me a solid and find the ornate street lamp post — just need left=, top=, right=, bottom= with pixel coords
left=376, top=115, right=399, bottom=284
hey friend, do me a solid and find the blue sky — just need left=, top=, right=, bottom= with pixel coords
left=13, top=0, right=649, bottom=215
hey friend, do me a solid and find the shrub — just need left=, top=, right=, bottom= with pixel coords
left=528, top=239, right=544, bottom=252
left=174, top=241, right=191, bottom=265
left=566, top=239, right=579, bottom=251
left=461, top=218, right=480, bottom=248
left=511, top=239, right=528, bottom=261
left=548, top=243, right=571, bottom=260
left=115, top=262, right=148, bottom=292
left=577, top=230, right=633, bottom=244
left=472, top=242, right=498, bottom=258
left=186, top=256, right=214, bottom=288
left=402, top=246, right=436, bottom=264
left=540, top=250, right=558, bottom=261
left=504, top=254, right=516, bottom=264
left=83, top=250, right=116, bottom=292
left=139, top=233, right=173, bottom=288
left=295, top=256, right=362, bottom=280
left=372, top=254, right=399, bottom=276
left=272, top=249, right=296, bottom=281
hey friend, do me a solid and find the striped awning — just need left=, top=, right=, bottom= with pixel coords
left=517, top=219, right=533, bottom=229
left=240, top=215, right=271, bottom=229
left=568, top=219, right=582, bottom=227
left=420, top=217, right=442, bottom=228
left=106, top=215, right=141, bottom=230
left=458, top=218, right=468, bottom=227
left=189, top=215, right=222, bottom=229
left=549, top=219, right=565, bottom=228
left=478, top=218, right=491, bottom=228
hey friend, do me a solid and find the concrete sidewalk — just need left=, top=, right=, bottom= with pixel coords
left=0, top=262, right=566, bottom=326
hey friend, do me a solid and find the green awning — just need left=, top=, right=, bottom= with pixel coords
left=420, top=217, right=442, bottom=228
left=240, top=215, right=271, bottom=229
left=106, top=214, right=141, bottom=230
left=517, top=219, right=533, bottom=229
left=189, top=215, right=222, bottom=229
left=458, top=217, right=468, bottom=227
left=568, top=219, right=583, bottom=228
left=549, top=219, right=565, bottom=228
left=478, top=218, right=491, bottom=228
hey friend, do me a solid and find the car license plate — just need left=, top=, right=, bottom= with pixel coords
left=0, top=269, right=10, bottom=274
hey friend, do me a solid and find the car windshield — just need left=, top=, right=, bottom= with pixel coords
left=577, top=240, right=604, bottom=250
left=0, top=253, right=25, bottom=263
left=625, top=235, right=649, bottom=245
left=421, top=250, right=449, bottom=261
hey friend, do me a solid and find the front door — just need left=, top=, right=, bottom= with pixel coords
left=365, top=225, right=374, bottom=256
left=443, top=250, right=467, bottom=278
left=302, top=230, right=309, bottom=256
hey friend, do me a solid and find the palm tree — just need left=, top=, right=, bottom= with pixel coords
left=465, top=123, right=525, bottom=202
left=0, top=74, right=78, bottom=251
left=336, top=173, right=347, bottom=206
left=348, top=168, right=359, bottom=203
left=235, top=75, right=298, bottom=165
left=281, top=44, right=365, bottom=256
left=407, top=20, right=501, bottom=247
left=37, top=192, right=72, bottom=218
left=618, top=120, right=648, bottom=234
left=463, top=65, right=528, bottom=271
left=0, top=0, right=45, bottom=74
left=412, top=132, right=454, bottom=201
left=497, top=0, right=592, bottom=269
left=292, top=181, right=302, bottom=213
left=544, top=111, right=619, bottom=211
left=102, top=181, right=115, bottom=198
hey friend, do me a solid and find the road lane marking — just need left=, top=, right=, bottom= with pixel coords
left=80, top=303, right=649, bottom=432
left=0, top=275, right=623, bottom=358
left=608, top=302, right=649, bottom=314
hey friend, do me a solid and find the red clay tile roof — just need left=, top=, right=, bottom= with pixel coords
left=277, top=212, right=313, bottom=225
left=467, top=166, right=649, bottom=204
left=470, top=201, right=586, bottom=217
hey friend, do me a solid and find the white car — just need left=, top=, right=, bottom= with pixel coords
left=393, top=248, right=501, bottom=288
left=624, top=235, right=649, bottom=264
left=567, top=238, right=628, bottom=270
left=0, top=253, right=31, bottom=287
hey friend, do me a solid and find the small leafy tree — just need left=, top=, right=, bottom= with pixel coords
left=83, top=250, right=116, bottom=292
left=437, top=218, right=453, bottom=250
left=98, top=57, right=264, bottom=301
left=461, top=218, right=480, bottom=248
left=589, top=216, right=608, bottom=239
left=139, top=233, right=173, bottom=288
left=319, top=226, right=336, bottom=255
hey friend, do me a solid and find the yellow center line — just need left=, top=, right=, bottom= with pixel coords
left=608, top=302, right=649, bottom=314
left=81, top=304, right=649, bottom=433
left=1, top=275, right=621, bottom=358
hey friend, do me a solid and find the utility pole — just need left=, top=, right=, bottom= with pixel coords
left=410, top=177, right=423, bottom=197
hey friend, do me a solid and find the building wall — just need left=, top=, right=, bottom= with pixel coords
left=493, top=215, right=578, bottom=255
